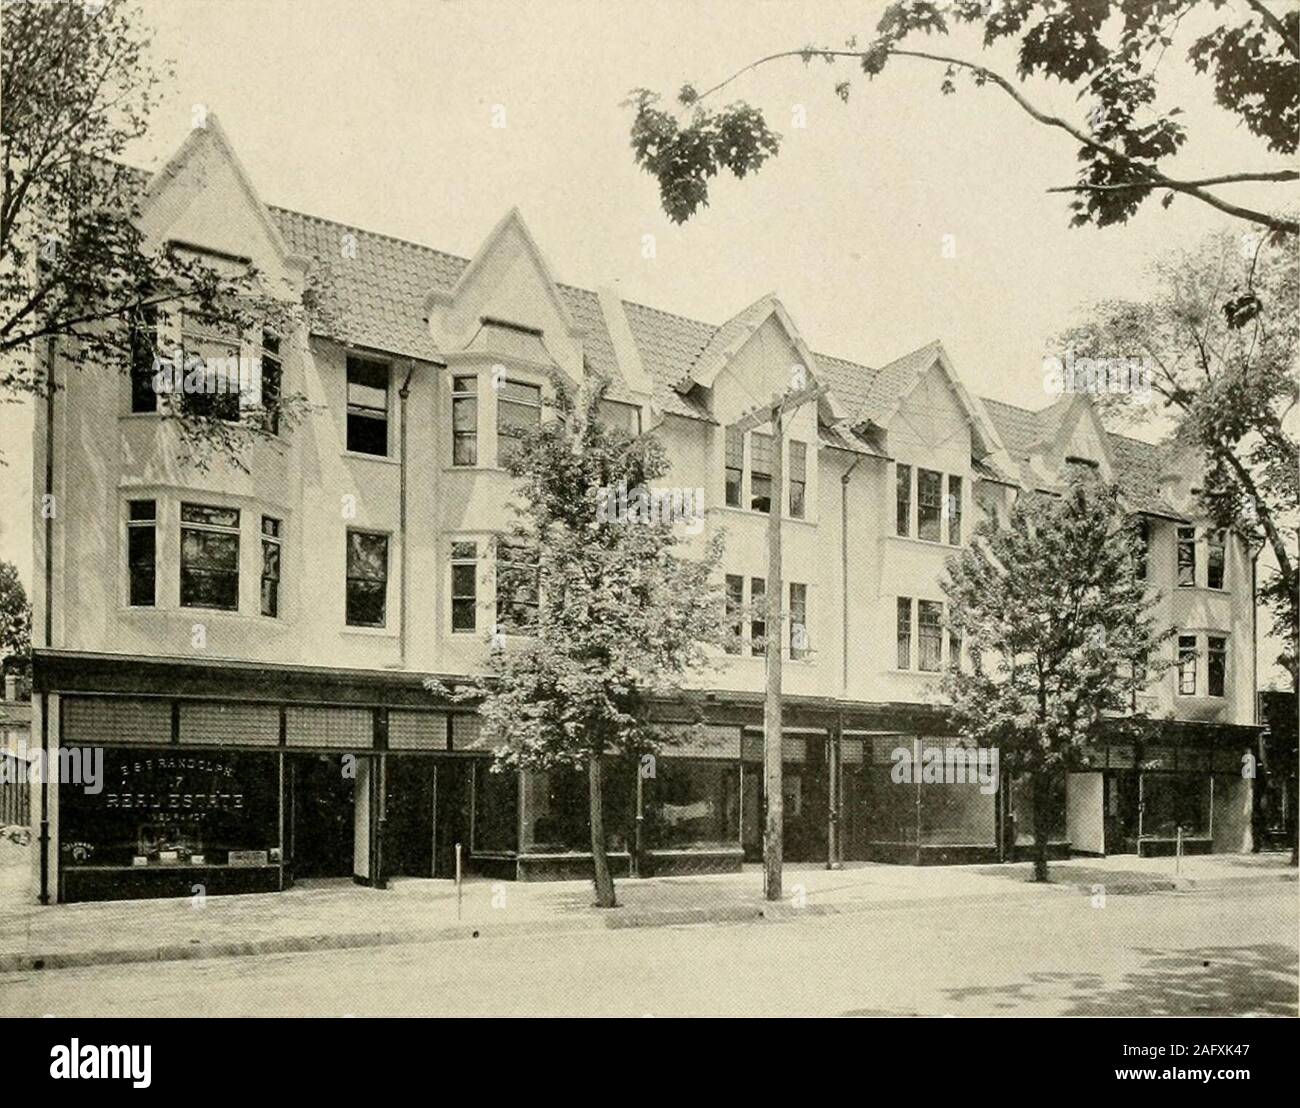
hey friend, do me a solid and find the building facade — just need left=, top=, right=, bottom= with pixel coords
left=27, top=119, right=1261, bottom=902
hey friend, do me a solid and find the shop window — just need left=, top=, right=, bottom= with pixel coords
left=946, top=475, right=962, bottom=545
left=1207, top=530, right=1226, bottom=590
left=180, top=314, right=242, bottom=421
left=180, top=502, right=240, bottom=611
left=724, top=427, right=743, bottom=507
left=1176, top=526, right=1196, bottom=587
left=495, top=539, right=539, bottom=634
left=1142, top=772, right=1211, bottom=838
left=895, top=463, right=911, bottom=536
left=260, top=516, right=281, bottom=618
left=1177, top=634, right=1197, bottom=695
left=473, top=763, right=519, bottom=854
left=918, top=600, right=943, bottom=672
left=750, top=577, right=766, bottom=657
left=644, top=760, right=739, bottom=849
left=789, top=441, right=807, bottom=519
left=749, top=433, right=773, bottom=513
left=452, top=375, right=478, bottom=465
left=1207, top=636, right=1227, bottom=698
left=128, top=304, right=158, bottom=413
left=497, top=379, right=542, bottom=466
left=126, top=500, right=156, bottom=607
left=724, top=574, right=744, bottom=655
left=451, top=541, right=478, bottom=632
left=346, top=356, right=389, bottom=456
left=260, top=332, right=282, bottom=434
left=790, top=582, right=809, bottom=659
left=345, top=530, right=389, bottom=627
left=1009, top=773, right=1067, bottom=845
left=896, top=597, right=912, bottom=669
left=917, top=469, right=942, bottom=542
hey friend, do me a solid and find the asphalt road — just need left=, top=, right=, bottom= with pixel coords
left=1, top=884, right=1294, bottom=1017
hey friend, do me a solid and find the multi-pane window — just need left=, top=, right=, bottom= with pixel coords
left=1207, top=636, right=1227, bottom=697
left=1207, top=530, right=1226, bottom=590
left=749, top=434, right=773, bottom=513
left=260, top=516, right=281, bottom=618
left=790, top=582, right=809, bottom=659
left=724, top=574, right=744, bottom=655
left=724, top=428, right=743, bottom=508
left=789, top=441, right=807, bottom=519
left=346, top=356, right=389, bottom=456
left=261, top=333, right=282, bottom=435
left=180, top=503, right=240, bottom=611
left=917, top=469, right=942, bottom=542
left=1135, top=517, right=1151, bottom=580
left=128, top=305, right=158, bottom=413
left=180, top=315, right=242, bottom=421
left=497, top=380, right=542, bottom=466
left=495, top=540, right=539, bottom=633
left=345, top=530, right=389, bottom=627
left=451, top=542, right=478, bottom=632
left=750, top=577, right=766, bottom=657
left=918, top=600, right=943, bottom=672
left=946, top=475, right=962, bottom=545
left=1176, top=526, right=1196, bottom=587
left=896, top=597, right=912, bottom=669
left=126, top=500, right=156, bottom=607
left=452, top=375, right=478, bottom=465
left=896, top=464, right=911, bottom=537
left=1177, top=635, right=1197, bottom=695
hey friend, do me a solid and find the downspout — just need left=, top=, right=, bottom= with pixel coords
left=39, top=334, right=55, bottom=905
left=833, top=452, right=865, bottom=870
left=397, top=360, right=415, bottom=666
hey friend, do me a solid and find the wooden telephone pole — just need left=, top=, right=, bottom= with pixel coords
left=730, top=382, right=826, bottom=901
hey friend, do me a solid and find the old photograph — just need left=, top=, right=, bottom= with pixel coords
left=0, top=0, right=1297, bottom=1055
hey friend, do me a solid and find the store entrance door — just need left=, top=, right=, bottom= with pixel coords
left=386, top=756, right=435, bottom=878
left=434, top=760, right=473, bottom=878
left=289, top=753, right=356, bottom=879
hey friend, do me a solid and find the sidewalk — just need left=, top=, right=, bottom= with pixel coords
left=0, top=850, right=1292, bottom=975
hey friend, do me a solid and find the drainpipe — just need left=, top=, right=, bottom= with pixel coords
left=397, top=361, right=415, bottom=667
left=832, top=453, right=865, bottom=870
left=38, top=335, right=56, bottom=905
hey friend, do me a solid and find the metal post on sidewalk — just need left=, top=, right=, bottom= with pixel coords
left=455, top=842, right=463, bottom=920
left=1175, top=825, right=1183, bottom=878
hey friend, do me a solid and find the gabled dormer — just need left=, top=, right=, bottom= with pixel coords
left=1025, top=394, right=1117, bottom=487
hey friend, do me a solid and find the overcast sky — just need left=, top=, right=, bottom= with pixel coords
left=0, top=0, right=1288, bottom=613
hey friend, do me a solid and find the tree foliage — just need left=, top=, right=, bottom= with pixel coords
left=0, top=0, right=323, bottom=470
left=628, top=1, right=1297, bottom=233
left=0, top=560, right=31, bottom=666
left=940, top=475, right=1174, bottom=879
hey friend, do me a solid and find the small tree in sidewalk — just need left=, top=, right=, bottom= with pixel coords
left=429, top=377, right=725, bottom=908
left=939, top=474, right=1173, bottom=882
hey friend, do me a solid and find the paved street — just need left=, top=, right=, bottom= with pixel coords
left=2, top=883, right=1293, bottom=1018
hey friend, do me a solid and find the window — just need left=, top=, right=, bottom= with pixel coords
left=346, top=356, right=389, bottom=456
left=1177, top=635, right=1197, bottom=696
left=261, top=333, right=282, bottom=435
left=896, top=464, right=911, bottom=537
left=495, top=540, right=539, bottom=634
left=129, top=305, right=158, bottom=413
left=724, top=428, right=743, bottom=508
left=497, top=379, right=542, bottom=466
left=724, top=574, right=744, bottom=655
left=1207, top=530, right=1226, bottom=590
left=180, top=503, right=240, bottom=611
left=750, top=577, right=766, bottom=657
left=345, top=530, right=389, bottom=627
left=917, top=469, right=942, bottom=542
left=1177, top=526, right=1196, bottom=587
left=180, top=315, right=242, bottom=421
left=1135, top=517, right=1150, bottom=580
left=451, top=542, right=478, bottom=632
left=896, top=597, right=912, bottom=669
left=789, top=441, right=807, bottom=519
left=750, top=433, right=773, bottom=513
left=598, top=399, right=641, bottom=435
left=452, top=375, right=478, bottom=465
left=790, top=582, right=809, bottom=659
left=946, top=475, right=962, bottom=545
left=260, top=516, right=281, bottom=618
left=1207, top=636, right=1227, bottom=698
left=918, top=600, right=943, bottom=672
left=126, top=500, right=156, bottom=607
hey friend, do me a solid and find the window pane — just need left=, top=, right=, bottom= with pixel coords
left=181, top=503, right=239, bottom=529
left=347, top=532, right=388, bottom=580
left=1177, top=635, right=1197, bottom=695
left=896, top=464, right=911, bottom=537
left=750, top=577, right=766, bottom=657
left=947, top=475, right=962, bottom=545
left=128, top=525, right=155, bottom=607
left=1177, top=528, right=1196, bottom=587
left=1207, top=637, right=1226, bottom=697
left=896, top=597, right=912, bottom=669
left=917, top=469, right=942, bottom=542
left=790, top=582, right=808, bottom=659
left=129, top=306, right=158, bottom=413
left=346, top=580, right=386, bottom=627
left=724, top=574, right=744, bottom=655
left=918, top=600, right=943, bottom=672
left=182, top=529, right=239, bottom=571
left=1207, top=531, right=1226, bottom=589
left=128, top=499, right=156, bottom=522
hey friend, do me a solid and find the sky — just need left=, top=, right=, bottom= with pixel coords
left=0, top=0, right=1291, bottom=680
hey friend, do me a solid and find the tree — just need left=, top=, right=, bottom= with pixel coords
left=940, top=474, right=1173, bottom=881
left=0, top=0, right=321, bottom=470
left=0, top=560, right=30, bottom=669
left=1060, top=227, right=1298, bottom=692
left=627, top=0, right=1297, bottom=234
left=428, top=378, right=726, bottom=908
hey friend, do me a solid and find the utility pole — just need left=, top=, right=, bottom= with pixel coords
left=731, top=381, right=826, bottom=901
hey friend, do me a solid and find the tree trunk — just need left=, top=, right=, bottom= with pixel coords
left=588, top=752, right=617, bottom=908
left=1031, top=771, right=1050, bottom=883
